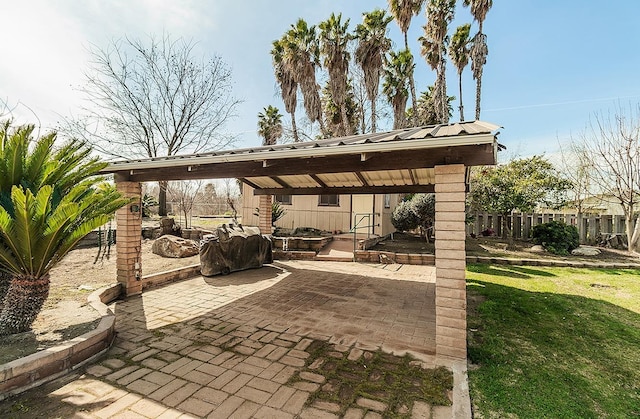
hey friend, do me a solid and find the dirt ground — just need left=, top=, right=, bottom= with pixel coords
left=373, top=232, right=640, bottom=263
left=1, top=232, right=638, bottom=365
left=0, top=240, right=198, bottom=364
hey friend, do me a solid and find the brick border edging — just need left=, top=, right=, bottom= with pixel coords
left=141, top=264, right=201, bottom=291
left=275, top=249, right=640, bottom=269
left=0, top=283, right=122, bottom=401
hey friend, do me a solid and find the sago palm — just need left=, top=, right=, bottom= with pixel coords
left=0, top=123, right=129, bottom=335
left=355, top=9, right=393, bottom=133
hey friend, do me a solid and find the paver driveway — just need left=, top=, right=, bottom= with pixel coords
left=0, top=261, right=464, bottom=418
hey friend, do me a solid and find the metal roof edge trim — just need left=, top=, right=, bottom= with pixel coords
left=102, top=132, right=496, bottom=173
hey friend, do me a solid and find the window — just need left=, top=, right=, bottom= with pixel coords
left=384, top=194, right=391, bottom=208
left=274, top=194, right=292, bottom=205
left=319, top=194, right=339, bottom=206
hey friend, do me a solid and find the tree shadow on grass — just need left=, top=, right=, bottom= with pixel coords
left=466, top=279, right=640, bottom=418
left=467, top=264, right=557, bottom=279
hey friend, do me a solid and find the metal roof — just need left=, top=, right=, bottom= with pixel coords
left=103, top=121, right=500, bottom=195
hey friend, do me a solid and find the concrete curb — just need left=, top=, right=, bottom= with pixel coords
left=0, top=283, right=122, bottom=401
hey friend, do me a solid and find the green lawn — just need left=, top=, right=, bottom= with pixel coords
left=466, top=264, right=640, bottom=419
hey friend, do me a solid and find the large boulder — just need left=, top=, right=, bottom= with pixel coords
left=571, top=246, right=602, bottom=256
left=152, top=235, right=199, bottom=258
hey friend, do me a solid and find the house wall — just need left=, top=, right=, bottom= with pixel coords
left=241, top=184, right=399, bottom=235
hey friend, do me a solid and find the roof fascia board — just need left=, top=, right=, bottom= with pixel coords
left=103, top=133, right=496, bottom=173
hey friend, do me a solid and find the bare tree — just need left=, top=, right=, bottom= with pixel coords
left=571, top=105, right=640, bottom=252
left=168, top=180, right=204, bottom=228
left=65, top=34, right=241, bottom=215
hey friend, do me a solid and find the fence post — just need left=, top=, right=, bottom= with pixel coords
left=513, top=214, right=522, bottom=239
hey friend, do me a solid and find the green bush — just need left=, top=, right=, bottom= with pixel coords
left=391, top=193, right=435, bottom=235
left=532, top=221, right=580, bottom=255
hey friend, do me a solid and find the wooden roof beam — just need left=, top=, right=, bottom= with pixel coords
left=252, top=185, right=435, bottom=195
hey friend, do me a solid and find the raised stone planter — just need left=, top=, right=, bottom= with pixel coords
left=0, top=283, right=122, bottom=401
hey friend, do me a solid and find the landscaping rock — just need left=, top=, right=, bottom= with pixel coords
left=529, top=245, right=545, bottom=253
left=571, top=246, right=602, bottom=256
left=151, top=235, right=199, bottom=258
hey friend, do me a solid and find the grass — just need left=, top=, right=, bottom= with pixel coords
left=292, top=340, right=452, bottom=418
left=466, top=264, right=640, bottom=418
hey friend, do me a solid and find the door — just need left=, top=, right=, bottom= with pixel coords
left=352, top=194, right=374, bottom=236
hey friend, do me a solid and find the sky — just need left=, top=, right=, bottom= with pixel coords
left=2, top=0, right=640, bottom=161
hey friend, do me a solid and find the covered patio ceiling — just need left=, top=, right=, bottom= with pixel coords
left=101, top=121, right=500, bottom=195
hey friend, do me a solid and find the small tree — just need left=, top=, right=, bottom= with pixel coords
left=571, top=105, right=640, bottom=252
left=391, top=193, right=435, bottom=241
left=167, top=180, right=204, bottom=228
left=469, top=156, right=572, bottom=241
left=65, top=34, right=240, bottom=216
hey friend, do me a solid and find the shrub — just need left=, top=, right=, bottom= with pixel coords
left=391, top=193, right=435, bottom=236
left=532, top=221, right=579, bottom=255
left=391, top=200, right=419, bottom=232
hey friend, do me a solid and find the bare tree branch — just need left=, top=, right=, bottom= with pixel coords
left=571, top=104, right=640, bottom=252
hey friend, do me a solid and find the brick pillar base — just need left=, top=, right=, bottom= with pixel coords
left=434, top=164, right=467, bottom=363
left=259, top=195, right=273, bottom=235
left=115, top=181, right=142, bottom=296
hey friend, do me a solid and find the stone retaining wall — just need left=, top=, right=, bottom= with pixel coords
left=0, top=284, right=122, bottom=401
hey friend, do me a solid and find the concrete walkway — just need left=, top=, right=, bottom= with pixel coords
left=0, top=262, right=468, bottom=418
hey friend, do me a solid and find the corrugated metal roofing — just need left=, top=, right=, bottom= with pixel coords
left=103, top=121, right=500, bottom=171
left=102, top=121, right=499, bottom=193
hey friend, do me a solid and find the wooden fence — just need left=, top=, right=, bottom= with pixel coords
left=467, top=212, right=633, bottom=245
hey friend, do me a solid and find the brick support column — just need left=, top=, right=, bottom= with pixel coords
left=115, top=181, right=143, bottom=296
left=258, top=195, right=273, bottom=235
left=434, top=164, right=467, bottom=363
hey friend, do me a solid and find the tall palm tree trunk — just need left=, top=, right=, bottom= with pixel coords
left=371, top=97, right=377, bottom=133
left=475, top=73, right=482, bottom=120
left=318, top=117, right=328, bottom=139
left=158, top=181, right=168, bottom=216
left=0, top=275, right=50, bottom=336
left=341, top=107, right=351, bottom=136
left=291, top=112, right=300, bottom=142
left=404, top=33, right=418, bottom=126
left=458, top=72, right=464, bottom=121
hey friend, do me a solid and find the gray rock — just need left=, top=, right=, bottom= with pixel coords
left=571, top=246, right=602, bottom=256
left=152, top=235, right=199, bottom=258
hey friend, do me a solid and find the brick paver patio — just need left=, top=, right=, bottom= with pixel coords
left=0, top=261, right=465, bottom=418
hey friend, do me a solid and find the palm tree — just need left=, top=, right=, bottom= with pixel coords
left=411, top=86, right=454, bottom=125
left=0, top=123, right=129, bottom=335
left=383, top=49, right=413, bottom=129
left=257, top=105, right=283, bottom=146
left=355, top=9, right=393, bottom=133
left=420, top=0, right=456, bottom=124
left=284, top=19, right=327, bottom=138
left=449, top=24, right=471, bottom=121
left=387, top=0, right=426, bottom=124
left=318, top=13, right=353, bottom=137
left=271, top=38, right=300, bottom=142
left=463, top=0, right=493, bottom=120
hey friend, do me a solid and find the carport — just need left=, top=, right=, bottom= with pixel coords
left=101, top=120, right=500, bottom=364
